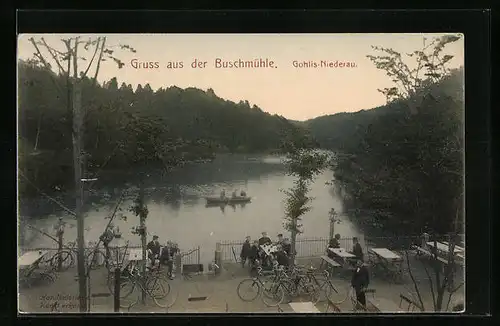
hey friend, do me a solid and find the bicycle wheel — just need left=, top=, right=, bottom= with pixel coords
left=38, top=271, right=55, bottom=286
left=51, top=251, right=74, bottom=271
left=262, top=281, right=285, bottom=307
left=145, top=275, right=171, bottom=299
left=86, top=250, right=106, bottom=270
left=149, top=279, right=177, bottom=309
left=325, top=280, right=349, bottom=304
left=107, top=272, right=135, bottom=299
left=236, top=278, right=261, bottom=302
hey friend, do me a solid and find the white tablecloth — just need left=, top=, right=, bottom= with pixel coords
left=328, top=248, right=356, bottom=258
left=370, top=248, right=402, bottom=261
left=289, top=302, right=320, bottom=313
left=19, top=250, right=48, bottom=268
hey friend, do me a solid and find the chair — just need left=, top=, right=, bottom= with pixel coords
left=325, top=298, right=341, bottom=313
left=399, top=294, right=424, bottom=312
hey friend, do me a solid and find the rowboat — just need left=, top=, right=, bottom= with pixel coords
left=205, top=196, right=252, bottom=205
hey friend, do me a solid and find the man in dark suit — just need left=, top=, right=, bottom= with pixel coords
left=147, top=235, right=161, bottom=267
left=351, top=259, right=370, bottom=308
left=352, top=237, right=364, bottom=262
left=240, top=236, right=252, bottom=267
left=258, top=232, right=272, bottom=246
left=327, top=233, right=341, bottom=259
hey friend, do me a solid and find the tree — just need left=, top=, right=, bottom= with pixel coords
left=26, top=35, right=136, bottom=312
left=361, top=35, right=464, bottom=312
left=366, top=34, right=462, bottom=115
left=18, top=61, right=308, bottom=198
left=282, top=149, right=328, bottom=264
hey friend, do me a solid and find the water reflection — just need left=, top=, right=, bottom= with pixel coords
left=20, top=154, right=362, bottom=264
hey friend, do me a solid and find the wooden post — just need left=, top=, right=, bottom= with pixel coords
left=139, top=180, right=147, bottom=304
left=175, top=253, right=181, bottom=275
left=72, top=79, right=87, bottom=312
left=114, top=267, right=120, bottom=312
left=57, top=230, right=63, bottom=271
left=214, top=250, right=221, bottom=275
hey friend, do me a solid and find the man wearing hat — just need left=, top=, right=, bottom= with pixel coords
left=351, top=259, right=370, bottom=309
left=147, top=235, right=161, bottom=268
left=100, top=223, right=116, bottom=269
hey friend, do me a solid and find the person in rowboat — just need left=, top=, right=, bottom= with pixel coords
left=240, top=190, right=247, bottom=197
left=232, top=190, right=237, bottom=198
left=220, top=189, right=226, bottom=199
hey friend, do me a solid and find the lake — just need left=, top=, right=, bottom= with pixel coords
left=18, top=154, right=362, bottom=264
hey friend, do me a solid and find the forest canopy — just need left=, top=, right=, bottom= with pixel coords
left=306, top=67, right=464, bottom=235
left=18, top=60, right=308, bottom=197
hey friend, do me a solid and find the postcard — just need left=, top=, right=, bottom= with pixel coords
left=17, top=33, right=464, bottom=314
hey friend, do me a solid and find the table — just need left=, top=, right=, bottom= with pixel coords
left=328, top=248, right=356, bottom=258
left=19, top=250, right=49, bottom=269
left=19, top=250, right=49, bottom=283
left=367, top=297, right=405, bottom=313
left=289, top=302, right=320, bottom=313
left=328, top=248, right=357, bottom=269
left=441, top=241, right=465, bottom=253
left=369, top=248, right=402, bottom=261
left=369, top=248, right=403, bottom=281
left=427, top=241, right=464, bottom=254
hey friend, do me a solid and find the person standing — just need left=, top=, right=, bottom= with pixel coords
left=146, top=235, right=161, bottom=268
left=240, top=236, right=252, bottom=267
left=100, top=223, right=115, bottom=269
left=276, top=234, right=284, bottom=245
left=164, top=242, right=179, bottom=279
left=351, top=260, right=370, bottom=309
left=53, top=217, right=66, bottom=271
left=258, top=232, right=272, bottom=246
left=282, top=238, right=292, bottom=257
left=352, top=237, right=364, bottom=262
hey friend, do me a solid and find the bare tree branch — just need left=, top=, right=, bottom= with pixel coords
left=82, top=37, right=101, bottom=78
left=421, top=260, right=437, bottom=310
left=445, top=281, right=464, bottom=311
left=92, top=37, right=106, bottom=87
left=405, top=250, right=425, bottom=311
left=28, top=37, right=64, bottom=96
left=40, top=37, right=67, bottom=75
left=72, top=37, right=80, bottom=78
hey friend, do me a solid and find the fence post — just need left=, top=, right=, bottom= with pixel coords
left=175, top=253, right=181, bottom=275
left=114, top=267, right=120, bottom=312
left=215, top=242, right=222, bottom=275
left=57, top=231, right=63, bottom=272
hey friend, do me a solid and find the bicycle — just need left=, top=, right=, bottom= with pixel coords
left=276, top=265, right=323, bottom=303
left=236, top=266, right=285, bottom=307
left=50, top=241, right=77, bottom=271
left=108, top=263, right=176, bottom=310
left=310, top=268, right=350, bottom=305
left=49, top=241, right=109, bottom=271
left=85, top=241, right=108, bottom=270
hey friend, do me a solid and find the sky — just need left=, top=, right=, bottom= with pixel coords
left=17, top=34, right=464, bottom=121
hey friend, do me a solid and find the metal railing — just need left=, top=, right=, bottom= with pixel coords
left=216, top=235, right=455, bottom=263
left=217, top=237, right=366, bottom=262
left=19, top=245, right=201, bottom=268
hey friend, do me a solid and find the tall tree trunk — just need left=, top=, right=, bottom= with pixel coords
left=139, top=178, right=147, bottom=304
left=34, top=112, right=43, bottom=151
left=73, top=80, right=87, bottom=312
left=94, top=119, right=100, bottom=149
left=290, top=218, right=297, bottom=265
